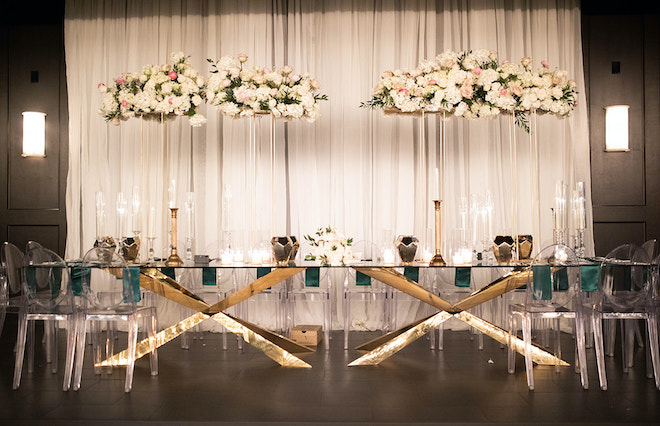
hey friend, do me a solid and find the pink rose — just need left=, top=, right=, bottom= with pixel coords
left=400, top=88, right=410, bottom=96
left=472, top=66, right=482, bottom=76
left=270, top=88, right=278, bottom=96
left=168, top=98, right=173, bottom=105
left=262, top=67, right=271, bottom=73
left=500, top=88, right=508, bottom=96
left=116, top=77, right=125, bottom=85
left=169, top=71, right=178, bottom=80
left=459, top=85, right=473, bottom=99
left=221, top=79, right=231, bottom=87
left=541, top=60, right=549, bottom=69
left=290, top=73, right=300, bottom=82
left=121, top=100, right=128, bottom=107
left=512, top=85, right=523, bottom=97
left=428, top=79, right=437, bottom=85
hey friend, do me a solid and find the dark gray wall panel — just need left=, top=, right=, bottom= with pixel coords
left=8, top=25, right=61, bottom=210
left=7, top=225, right=60, bottom=254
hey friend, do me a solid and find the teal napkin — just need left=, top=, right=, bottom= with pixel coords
left=356, top=271, right=371, bottom=286
left=532, top=264, right=552, bottom=301
left=161, top=267, right=176, bottom=280
left=553, top=268, right=569, bottom=292
left=404, top=267, right=419, bottom=283
left=123, top=266, right=141, bottom=303
left=202, top=268, right=217, bottom=286
left=454, top=267, right=471, bottom=288
left=580, top=265, right=600, bottom=292
left=305, top=267, right=320, bottom=287
left=257, top=267, right=272, bottom=279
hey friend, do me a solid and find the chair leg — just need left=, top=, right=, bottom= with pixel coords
left=63, top=316, right=77, bottom=391
left=507, top=310, right=517, bottom=374
left=592, top=313, right=608, bottom=390
left=27, top=320, right=35, bottom=374
left=575, top=313, right=589, bottom=390
left=647, top=314, right=660, bottom=390
left=0, top=308, right=6, bottom=338
left=343, top=293, right=350, bottom=350
left=72, top=316, right=87, bottom=391
left=12, top=311, right=28, bottom=390
left=124, top=318, right=138, bottom=392
left=522, top=315, right=535, bottom=390
left=148, top=311, right=159, bottom=376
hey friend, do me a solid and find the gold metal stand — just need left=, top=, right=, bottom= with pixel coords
left=349, top=266, right=568, bottom=367
left=165, top=207, right=183, bottom=267
left=99, top=266, right=312, bottom=368
left=429, top=200, right=446, bottom=266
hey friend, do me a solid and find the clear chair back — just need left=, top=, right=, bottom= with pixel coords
left=81, top=247, right=138, bottom=313
left=526, top=244, right=580, bottom=309
left=1, top=242, right=24, bottom=296
left=600, top=244, right=651, bottom=311
left=22, top=244, right=72, bottom=311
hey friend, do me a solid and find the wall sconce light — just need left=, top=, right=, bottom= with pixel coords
left=22, top=111, right=46, bottom=157
left=604, top=105, right=629, bottom=152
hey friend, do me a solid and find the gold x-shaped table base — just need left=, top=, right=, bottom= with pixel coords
left=349, top=267, right=569, bottom=367
left=99, top=266, right=313, bottom=368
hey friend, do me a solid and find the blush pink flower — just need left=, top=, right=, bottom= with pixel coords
left=472, top=66, right=482, bottom=76
left=221, top=78, right=231, bottom=87
left=121, top=100, right=128, bottom=107
left=169, top=71, right=178, bottom=80
left=168, top=98, right=174, bottom=105
left=428, top=79, right=437, bottom=85
left=116, top=77, right=125, bottom=85
left=500, top=88, right=508, bottom=96
left=262, top=67, right=271, bottom=74
left=541, top=60, right=549, bottom=69
left=400, top=88, right=410, bottom=96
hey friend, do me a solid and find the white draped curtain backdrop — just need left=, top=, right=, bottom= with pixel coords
left=64, top=0, right=592, bottom=330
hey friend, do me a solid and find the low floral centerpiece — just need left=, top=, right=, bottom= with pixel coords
left=206, top=54, right=328, bottom=121
left=304, top=227, right=354, bottom=266
left=98, top=52, right=207, bottom=127
left=361, top=49, right=577, bottom=130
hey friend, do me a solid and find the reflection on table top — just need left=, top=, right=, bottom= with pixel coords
left=55, top=259, right=605, bottom=269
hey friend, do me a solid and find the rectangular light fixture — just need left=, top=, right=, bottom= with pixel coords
left=22, top=111, right=46, bottom=157
left=604, top=105, right=629, bottom=152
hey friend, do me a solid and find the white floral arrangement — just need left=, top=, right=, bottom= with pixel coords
left=98, top=52, right=207, bottom=127
left=206, top=54, right=327, bottom=122
left=361, top=49, right=577, bottom=130
left=304, top=227, right=354, bottom=266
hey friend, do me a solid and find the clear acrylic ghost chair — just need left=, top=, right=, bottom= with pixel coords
left=13, top=244, right=77, bottom=390
left=184, top=240, right=243, bottom=350
left=432, top=267, right=484, bottom=350
left=73, top=247, right=158, bottom=392
left=388, top=265, right=437, bottom=348
left=343, top=240, right=392, bottom=350
left=236, top=266, right=287, bottom=336
left=285, top=266, right=332, bottom=349
left=507, top=244, right=590, bottom=390
left=590, top=244, right=660, bottom=390
left=1, top=242, right=25, bottom=340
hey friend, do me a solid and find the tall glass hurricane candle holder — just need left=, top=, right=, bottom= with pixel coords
left=572, top=181, right=587, bottom=257
left=553, top=181, right=567, bottom=245
left=184, top=192, right=195, bottom=262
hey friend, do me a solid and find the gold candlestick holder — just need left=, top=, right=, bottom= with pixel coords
left=165, top=207, right=183, bottom=267
left=429, top=200, right=446, bottom=266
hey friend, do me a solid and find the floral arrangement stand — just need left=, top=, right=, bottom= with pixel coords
left=363, top=49, right=578, bottom=260
left=206, top=54, right=327, bottom=247
left=98, top=52, right=207, bottom=261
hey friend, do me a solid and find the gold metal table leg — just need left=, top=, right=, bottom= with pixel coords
left=348, top=266, right=567, bottom=367
left=99, top=267, right=312, bottom=368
